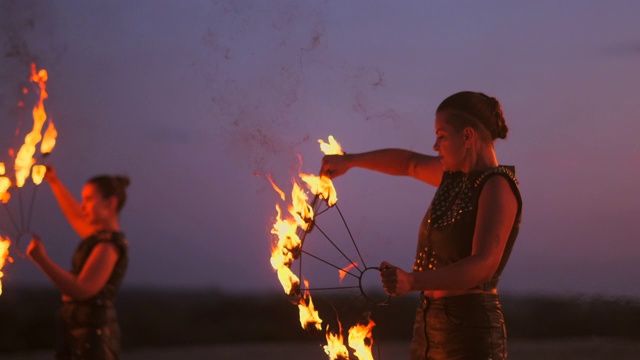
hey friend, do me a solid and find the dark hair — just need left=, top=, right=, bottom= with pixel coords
left=436, top=91, right=508, bottom=140
left=87, top=175, right=130, bottom=213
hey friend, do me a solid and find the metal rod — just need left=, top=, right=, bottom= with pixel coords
left=26, top=183, right=39, bottom=231
left=312, top=223, right=360, bottom=272
left=335, top=203, right=367, bottom=269
left=2, top=202, right=22, bottom=235
left=18, top=186, right=25, bottom=232
left=300, top=249, right=360, bottom=280
left=301, top=285, right=360, bottom=291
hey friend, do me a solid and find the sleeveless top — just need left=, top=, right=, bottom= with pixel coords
left=412, top=166, right=522, bottom=292
left=70, top=230, right=129, bottom=304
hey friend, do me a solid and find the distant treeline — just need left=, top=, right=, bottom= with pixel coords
left=1, top=287, right=639, bottom=353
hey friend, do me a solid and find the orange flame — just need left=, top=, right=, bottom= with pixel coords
left=290, top=182, right=314, bottom=230
left=348, top=319, right=376, bottom=360
left=299, top=136, right=343, bottom=206
left=0, top=176, right=11, bottom=203
left=40, top=119, right=57, bottom=155
left=266, top=174, right=286, bottom=201
left=339, top=262, right=358, bottom=283
left=0, top=236, right=13, bottom=296
left=31, top=165, right=47, bottom=185
left=0, top=162, right=4, bottom=175
left=270, top=204, right=302, bottom=291
left=299, top=173, right=338, bottom=206
left=298, top=280, right=322, bottom=331
left=318, top=135, right=344, bottom=155
left=14, top=63, right=49, bottom=188
left=324, top=324, right=349, bottom=360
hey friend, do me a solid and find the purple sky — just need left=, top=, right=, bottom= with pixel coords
left=1, top=1, right=639, bottom=297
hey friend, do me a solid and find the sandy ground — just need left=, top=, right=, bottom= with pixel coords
left=2, top=338, right=640, bottom=359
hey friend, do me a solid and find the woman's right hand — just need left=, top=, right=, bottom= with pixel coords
left=320, top=154, right=351, bottom=179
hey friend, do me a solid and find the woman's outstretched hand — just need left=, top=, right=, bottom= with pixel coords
left=379, top=261, right=413, bottom=296
left=320, top=154, right=350, bottom=179
left=26, top=236, right=47, bottom=263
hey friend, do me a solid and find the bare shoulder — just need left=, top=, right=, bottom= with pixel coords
left=90, top=241, right=120, bottom=258
left=478, top=175, right=518, bottom=210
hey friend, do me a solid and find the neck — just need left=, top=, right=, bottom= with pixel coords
left=461, top=144, right=498, bottom=173
left=93, top=218, right=120, bottom=232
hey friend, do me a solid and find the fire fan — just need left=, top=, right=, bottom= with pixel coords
left=0, top=63, right=58, bottom=294
left=268, top=136, right=387, bottom=360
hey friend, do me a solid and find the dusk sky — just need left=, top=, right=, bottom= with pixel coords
left=1, top=1, right=639, bottom=298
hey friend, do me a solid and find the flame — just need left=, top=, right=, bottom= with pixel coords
left=0, top=176, right=11, bottom=203
left=31, top=165, right=47, bottom=185
left=0, top=163, right=4, bottom=175
left=271, top=205, right=301, bottom=288
left=290, top=182, right=314, bottom=229
left=276, top=266, right=300, bottom=296
left=339, top=262, right=358, bottom=283
left=40, top=120, right=57, bottom=155
left=14, top=63, right=49, bottom=188
left=298, top=280, right=322, bottom=331
left=324, top=324, right=350, bottom=360
left=0, top=236, right=13, bottom=296
left=266, top=173, right=286, bottom=201
left=348, top=319, right=376, bottom=360
left=318, top=135, right=344, bottom=155
left=296, top=136, right=343, bottom=207
left=299, top=173, right=338, bottom=206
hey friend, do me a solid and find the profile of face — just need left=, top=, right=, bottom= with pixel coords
left=433, top=112, right=467, bottom=172
left=81, top=183, right=116, bottom=225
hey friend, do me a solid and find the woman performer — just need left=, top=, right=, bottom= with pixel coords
left=321, top=91, right=522, bottom=359
left=27, top=166, right=130, bottom=360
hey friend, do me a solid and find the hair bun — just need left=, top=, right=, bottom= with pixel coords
left=115, top=176, right=131, bottom=188
left=488, top=96, right=508, bottom=140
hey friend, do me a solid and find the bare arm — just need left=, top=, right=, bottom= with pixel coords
left=381, top=175, right=518, bottom=294
left=27, top=237, right=119, bottom=301
left=45, top=166, right=94, bottom=239
left=321, top=149, right=443, bottom=186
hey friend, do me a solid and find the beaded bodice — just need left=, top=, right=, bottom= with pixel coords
left=413, top=166, right=522, bottom=291
left=71, top=230, right=129, bottom=302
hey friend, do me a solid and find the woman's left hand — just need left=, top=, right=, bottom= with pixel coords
left=379, top=261, right=413, bottom=296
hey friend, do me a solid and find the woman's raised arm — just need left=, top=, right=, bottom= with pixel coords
left=44, top=166, right=94, bottom=239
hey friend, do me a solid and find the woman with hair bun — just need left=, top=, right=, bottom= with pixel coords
left=27, top=166, right=130, bottom=360
left=321, top=91, right=522, bottom=359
